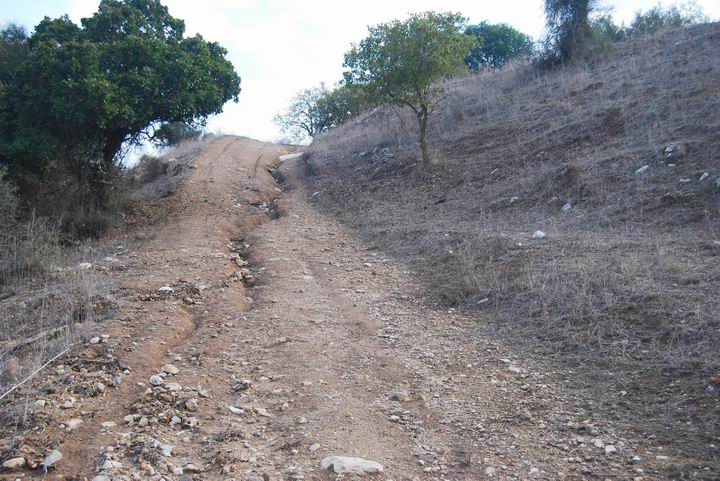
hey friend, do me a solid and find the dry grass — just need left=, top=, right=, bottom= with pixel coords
left=127, top=135, right=215, bottom=202
left=0, top=224, right=111, bottom=399
left=306, top=22, right=720, bottom=465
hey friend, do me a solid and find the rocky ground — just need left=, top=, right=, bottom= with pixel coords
left=0, top=137, right=708, bottom=480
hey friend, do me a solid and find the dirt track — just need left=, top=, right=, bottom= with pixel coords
left=2, top=137, right=685, bottom=480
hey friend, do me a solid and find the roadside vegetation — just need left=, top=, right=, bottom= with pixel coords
left=295, top=0, right=717, bottom=468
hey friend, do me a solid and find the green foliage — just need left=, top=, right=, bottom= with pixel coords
left=543, top=0, right=597, bottom=64
left=590, top=14, right=627, bottom=43
left=464, top=22, right=534, bottom=70
left=155, top=122, right=203, bottom=147
left=0, top=24, right=30, bottom=177
left=343, top=11, right=475, bottom=168
left=274, top=84, right=367, bottom=143
left=0, top=0, right=241, bottom=207
left=628, top=2, right=706, bottom=37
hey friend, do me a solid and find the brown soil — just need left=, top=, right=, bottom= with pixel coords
left=0, top=136, right=710, bottom=480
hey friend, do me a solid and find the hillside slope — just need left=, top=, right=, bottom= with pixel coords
left=306, top=22, right=720, bottom=468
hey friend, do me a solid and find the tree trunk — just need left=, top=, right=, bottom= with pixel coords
left=102, top=131, right=127, bottom=169
left=416, top=105, right=430, bottom=170
left=91, top=130, right=127, bottom=206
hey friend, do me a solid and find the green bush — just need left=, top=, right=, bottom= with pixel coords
left=155, top=122, right=203, bottom=147
left=628, top=3, right=706, bottom=37
left=464, top=22, right=534, bottom=70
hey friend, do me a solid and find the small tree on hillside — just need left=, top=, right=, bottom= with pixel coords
left=274, top=85, right=335, bottom=143
left=343, top=11, right=475, bottom=169
left=274, top=83, right=366, bottom=143
left=544, top=0, right=597, bottom=64
left=464, top=22, right=534, bottom=70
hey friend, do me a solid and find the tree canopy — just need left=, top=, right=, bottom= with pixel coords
left=464, top=22, right=534, bottom=70
left=343, top=11, right=475, bottom=168
left=0, top=0, right=241, bottom=201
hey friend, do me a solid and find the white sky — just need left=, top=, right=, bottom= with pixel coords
left=3, top=0, right=719, bottom=141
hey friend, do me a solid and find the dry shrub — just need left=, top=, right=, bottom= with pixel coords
left=127, top=135, right=214, bottom=202
left=139, top=155, right=171, bottom=183
left=0, top=216, right=62, bottom=282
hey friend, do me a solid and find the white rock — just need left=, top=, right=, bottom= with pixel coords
left=66, top=418, right=83, bottom=430
left=41, top=449, right=63, bottom=471
left=279, top=152, right=304, bottom=161
left=561, top=202, right=572, bottom=211
left=101, top=459, right=122, bottom=469
left=92, top=475, right=111, bottom=481
left=699, top=172, right=709, bottom=181
left=254, top=406, right=272, bottom=417
left=485, top=466, right=496, bottom=476
left=320, top=456, right=384, bottom=474
left=160, top=444, right=173, bottom=457
left=158, top=285, right=174, bottom=294
left=76, top=262, right=93, bottom=270
left=509, top=196, right=520, bottom=204
left=165, top=382, right=182, bottom=392
left=228, top=406, right=244, bottom=415
left=635, top=165, right=649, bottom=175
left=149, top=375, right=164, bottom=386
left=309, top=443, right=321, bottom=452
left=161, top=364, right=179, bottom=375
left=89, top=336, right=101, bottom=344
left=2, top=457, right=26, bottom=470
left=100, top=421, right=116, bottom=429
left=605, top=445, right=617, bottom=455
left=592, top=438, right=605, bottom=448
left=531, top=230, right=546, bottom=240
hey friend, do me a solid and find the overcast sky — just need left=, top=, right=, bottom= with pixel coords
left=3, top=0, right=719, bottom=141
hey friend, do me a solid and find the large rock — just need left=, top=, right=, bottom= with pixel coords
left=320, top=456, right=384, bottom=474
left=41, top=449, right=63, bottom=472
left=2, top=457, right=26, bottom=470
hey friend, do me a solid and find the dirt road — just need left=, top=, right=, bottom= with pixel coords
left=3, top=137, right=677, bottom=480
